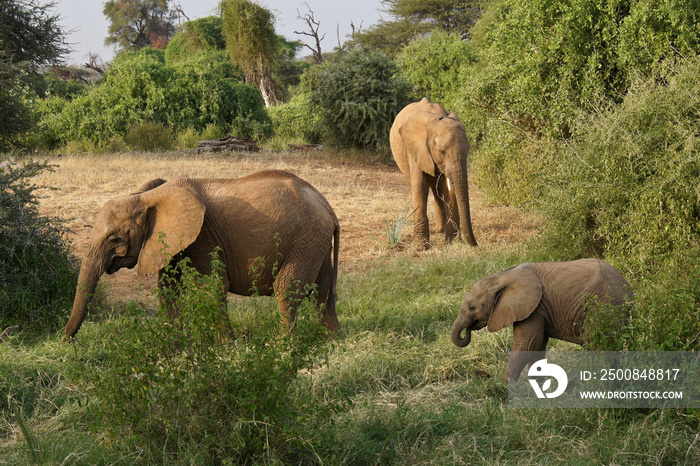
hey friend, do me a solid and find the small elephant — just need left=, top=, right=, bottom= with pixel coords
left=451, top=259, right=632, bottom=381
left=63, top=170, right=341, bottom=341
left=390, top=98, right=477, bottom=249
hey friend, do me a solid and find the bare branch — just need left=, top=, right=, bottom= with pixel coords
left=294, top=2, right=325, bottom=64
left=172, top=2, right=190, bottom=25
left=84, top=52, right=105, bottom=75
left=351, top=20, right=363, bottom=37
left=0, top=325, right=19, bottom=342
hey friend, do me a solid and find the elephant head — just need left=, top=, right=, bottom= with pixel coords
left=63, top=181, right=205, bottom=341
left=451, top=266, right=543, bottom=347
left=397, top=104, right=477, bottom=247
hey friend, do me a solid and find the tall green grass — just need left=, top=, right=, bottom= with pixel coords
left=1, top=245, right=698, bottom=464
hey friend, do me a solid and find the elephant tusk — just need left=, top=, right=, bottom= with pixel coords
left=447, top=178, right=451, bottom=192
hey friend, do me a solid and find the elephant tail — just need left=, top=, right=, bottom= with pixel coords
left=329, top=220, right=340, bottom=312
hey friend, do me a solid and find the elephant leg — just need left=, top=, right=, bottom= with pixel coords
left=411, top=171, right=431, bottom=250
left=273, top=259, right=317, bottom=329
left=431, top=184, right=446, bottom=233
left=507, top=315, right=548, bottom=382
left=436, top=175, right=460, bottom=243
left=315, top=257, right=340, bottom=332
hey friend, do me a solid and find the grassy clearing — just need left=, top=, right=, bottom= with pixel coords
left=1, top=151, right=697, bottom=463
left=2, top=246, right=698, bottom=464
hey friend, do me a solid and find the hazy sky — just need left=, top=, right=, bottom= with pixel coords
left=53, top=0, right=386, bottom=65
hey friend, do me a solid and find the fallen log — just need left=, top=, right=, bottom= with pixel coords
left=195, top=136, right=260, bottom=153
left=288, top=144, right=323, bottom=152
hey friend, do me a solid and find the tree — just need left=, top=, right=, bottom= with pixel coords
left=220, top=0, right=280, bottom=106
left=164, top=16, right=227, bottom=64
left=0, top=0, right=68, bottom=150
left=294, top=3, right=325, bottom=64
left=351, top=0, right=486, bottom=56
left=103, top=0, right=177, bottom=52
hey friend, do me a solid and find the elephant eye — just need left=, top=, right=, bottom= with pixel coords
left=108, top=235, right=121, bottom=244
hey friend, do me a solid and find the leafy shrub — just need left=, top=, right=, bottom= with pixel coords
left=174, top=123, right=225, bottom=150
left=539, top=56, right=700, bottom=270
left=123, top=121, right=174, bottom=151
left=309, top=48, right=413, bottom=150
left=0, top=158, right=77, bottom=332
left=537, top=57, right=700, bottom=353
left=79, top=252, right=329, bottom=463
left=397, top=31, right=477, bottom=114
left=583, top=261, right=700, bottom=352
left=268, top=93, right=323, bottom=144
left=461, top=0, right=700, bottom=206
left=165, top=16, right=227, bottom=64
left=37, top=48, right=268, bottom=149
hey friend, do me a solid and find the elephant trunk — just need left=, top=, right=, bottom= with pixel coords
left=63, top=247, right=108, bottom=341
left=451, top=316, right=473, bottom=347
left=448, top=166, right=478, bottom=247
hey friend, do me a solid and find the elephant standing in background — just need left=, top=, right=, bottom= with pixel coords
left=63, top=170, right=341, bottom=341
left=451, top=259, right=632, bottom=381
left=390, top=98, right=478, bottom=250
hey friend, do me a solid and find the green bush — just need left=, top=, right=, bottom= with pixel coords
left=309, top=48, right=413, bottom=150
left=536, top=57, right=700, bottom=353
left=123, top=121, right=174, bottom=151
left=460, top=0, right=700, bottom=206
left=268, top=92, right=323, bottom=144
left=0, top=158, right=77, bottom=332
left=582, top=260, right=700, bottom=352
left=37, top=48, right=268, bottom=149
left=78, top=251, right=330, bottom=463
left=165, top=16, right=227, bottom=64
left=539, top=56, right=700, bottom=270
left=397, top=30, right=477, bottom=114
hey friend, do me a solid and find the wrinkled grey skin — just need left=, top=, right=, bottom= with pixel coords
left=451, top=259, right=632, bottom=381
left=390, top=98, right=477, bottom=250
left=63, top=170, right=341, bottom=341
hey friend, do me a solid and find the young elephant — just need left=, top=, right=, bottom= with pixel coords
left=451, top=259, right=632, bottom=381
left=63, top=170, right=341, bottom=341
left=390, top=98, right=478, bottom=250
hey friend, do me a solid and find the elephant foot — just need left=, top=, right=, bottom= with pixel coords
left=413, top=238, right=431, bottom=251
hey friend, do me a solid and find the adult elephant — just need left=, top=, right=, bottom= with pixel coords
left=390, top=98, right=478, bottom=249
left=451, top=259, right=632, bottom=381
left=62, top=170, right=341, bottom=341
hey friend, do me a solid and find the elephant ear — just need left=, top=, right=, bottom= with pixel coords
left=135, top=184, right=206, bottom=276
left=487, top=266, right=543, bottom=332
left=398, top=118, right=440, bottom=177
left=130, top=178, right=167, bottom=195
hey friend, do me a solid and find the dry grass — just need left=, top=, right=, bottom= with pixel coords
left=35, top=150, right=542, bottom=305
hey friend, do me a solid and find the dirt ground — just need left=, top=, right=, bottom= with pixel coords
left=36, top=150, right=541, bottom=306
